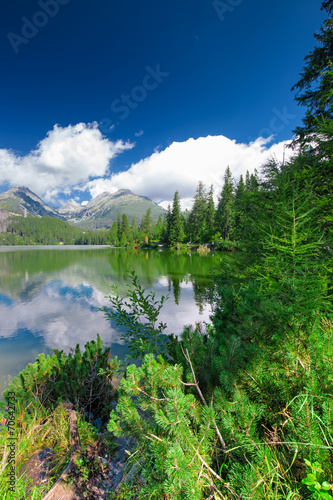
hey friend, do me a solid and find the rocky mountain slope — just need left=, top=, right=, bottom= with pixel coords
left=0, top=187, right=60, bottom=218
left=62, top=189, right=166, bottom=229
left=0, top=187, right=166, bottom=230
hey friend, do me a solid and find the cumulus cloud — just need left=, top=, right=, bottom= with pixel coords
left=82, top=135, right=295, bottom=210
left=0, top=122, right=133, bottom=204
left=0, top=274, right=211, bottom=351
left=0, top=123, right=295, bottom=209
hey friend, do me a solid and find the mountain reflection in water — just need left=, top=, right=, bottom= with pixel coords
left=0, top=246, right=218, bottom=395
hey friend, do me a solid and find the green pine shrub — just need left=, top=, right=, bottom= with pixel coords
left=3, top=334, right=119, bottom=424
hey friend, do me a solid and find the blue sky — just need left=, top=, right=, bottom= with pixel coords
left=0, top=0, right=327, bottom=208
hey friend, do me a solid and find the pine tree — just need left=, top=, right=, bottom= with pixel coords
left=116, top=212, right=122, bottom=240
left=259, top=182, right=328, bottom=322
left=205, top=184, right=215, bottom=241
left=245, top=170, right=251, bottom=190
left=130, top=216, right=139, bottom=243
left=140, top=208, right=154, bottom=238
left=249, top=169, right=259, bottom=191
left=109, top=221, right=119, bottom=246
left=215, top=166, right=235, bottom=240
left=120, top=232, right=127, bottom=247
left=107, top=354, right=221, bottom=500
left=292, top=1, right=333, bottom=143
left=164, top=205, right=172, bottom=244
left=153, top=215, right=164, bottom=240
left=188, top=182, right=207, bottom=243
left=168, top=191, right=184, bottom=245
left=120, top=213, right=133, bottom=245
left=234, top=174, right=246, bottom=237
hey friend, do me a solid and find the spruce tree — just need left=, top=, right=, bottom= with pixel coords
left=164, top=205, right=172, bottom=244
left=168, top=191, right=184, bottom=245
left=154, top=215, right=164, bottom=240
left=215, top=166, right=235, bottom=240
left=292, top=1, right=333, bottom=143
left=245, top=170, right=251, bottom=190
left=130, top=216, right=139, bottom=242
left=120, top=232, right=127, bottom=247
left=205, top=184, right=215, bottom=241
left=109, top=221, right=119, bottom=246
left=249, top=169, right=259, bottom=191
left=234, top=175, right=245, bottom=235
left=188, top=182, right=207, bottom=243
left=116, top=212, right=122, bottom=240
left=140, top=208, right=154, bottom=238
left=120, top=213, right=133, bottom=245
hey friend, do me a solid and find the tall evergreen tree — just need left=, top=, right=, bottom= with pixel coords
left=215, top=166, right=235, bottom=240
left=205, top=185, right=215, bottom=242
left=188, top=182, right=207, bottom=242
left=116, top=212, right=122, bottom=240
left=153, top=215, right=164, bottom=240
left=109, top=221, right=119, bottom=246
left=130, top=216, right=139, bottom=242
left=234, top=174, right=246, bottom=236
left=245, top=170, right=251, bottom=190
left=120, top=213, right=133, bottom=245
left=249, top=169, right=259, bottom=191
left=168, top=191, right=184, bottom=245
left=164, top=205, right=172, bottom=244
left=140, top=208, right=154, bottom=238
left=292, top=1, right=333, bottom=143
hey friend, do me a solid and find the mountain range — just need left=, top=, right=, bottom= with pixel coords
left=0, top=186, right=166, bottom=230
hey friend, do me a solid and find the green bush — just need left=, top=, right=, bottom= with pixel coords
left=3, top=335, right=119, bottom=425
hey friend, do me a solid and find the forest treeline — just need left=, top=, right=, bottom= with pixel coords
left=0, top=167, right=261, bottom=249
left=0, top=214, right=109, bottom=245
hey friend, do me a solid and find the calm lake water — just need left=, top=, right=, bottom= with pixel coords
left=0, top=246, right=219, bottom=396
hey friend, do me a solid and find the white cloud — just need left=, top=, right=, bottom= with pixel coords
left=0, top=122, right=133, bottom=204
left=0, top=124, right=295, bottom=210
left=82, top=134, right=294, bottom=210
left=0, top=274, right=211, bottom=351
left=0, top=281, right=121, bottom=351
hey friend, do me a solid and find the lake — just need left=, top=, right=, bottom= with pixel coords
left=0, top=246, right=219, bottom=396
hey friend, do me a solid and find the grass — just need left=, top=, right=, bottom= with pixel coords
left=0, top=400, right=101, bottom=499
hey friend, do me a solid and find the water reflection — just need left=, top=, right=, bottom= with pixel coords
left=0, top=247, right=218, bottom=395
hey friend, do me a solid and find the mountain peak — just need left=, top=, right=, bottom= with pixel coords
left=0, top=186, right=60, bottom=218
left=116, top=189, right=132, bottom=195
left=0, top=186, right=166, bottom=230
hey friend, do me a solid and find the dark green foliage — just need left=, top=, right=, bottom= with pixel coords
left=2, top=213, right=109, bottom=245
left=4, top=335, right=119, bottom=424
left=166, top=191, right=184, bottom=246
left=215, top=166, right=235, bottom=240
left=108, top=355, right=229, bottom=500
left=105, top=125, right=333, bottom=497
left=234, top=174, right=245, bottom=234
left=120, top=231, right=128, bottom=247
left=292, top=1, right=333, bottom=143
left=130, top=216, right=140, bottom=242
left=214, top=238, right=240, bottom=251
left=205, top=184, right=215, bottom=241
left=109, top=220, right=119, bottom=246
left=188, top=182, right=208, bottom=243
left=120, top=213, right=134, bottom=246
left=140, top=208, right=154, bottom=239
